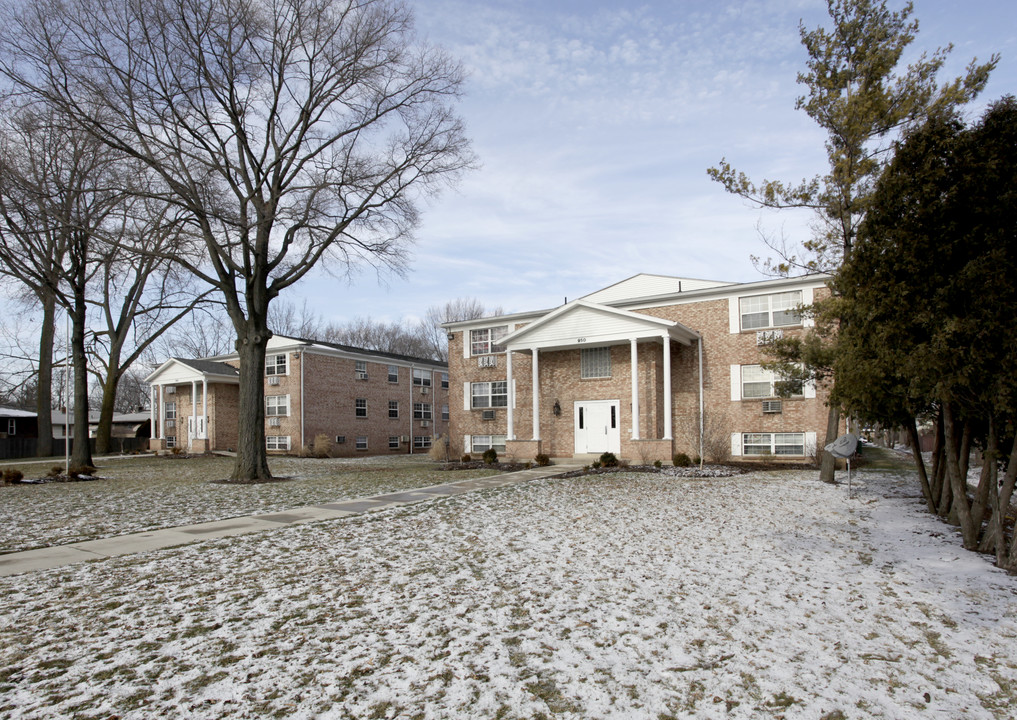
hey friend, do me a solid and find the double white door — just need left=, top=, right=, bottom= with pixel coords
left=574, top=400, right=621, bottom=455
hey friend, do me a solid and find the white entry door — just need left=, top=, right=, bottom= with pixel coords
left=574, top=400, right=621, bottom=455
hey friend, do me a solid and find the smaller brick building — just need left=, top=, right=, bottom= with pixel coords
left=444, top=273, right=837, bottom=464
left=145, top=336, right=449, bottom=456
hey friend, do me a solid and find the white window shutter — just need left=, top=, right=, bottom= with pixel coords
left=804, top=379, right=817, bottom=399
left=285, top=394, right=291, bottom=416
left=464, top=435, right=471, bottom=453
left=805, top=432, right=817, bottom=457
left=728, top=297, right=740, bottom=334
left=730, top=365, right=741, bottom=401
left=802, top=286, right=815, bottom=327
left=463, top=332, right=470, bottom=358
left=463, top=382, right=471, bottom=411
left=731, top=433, right=742, bottom=457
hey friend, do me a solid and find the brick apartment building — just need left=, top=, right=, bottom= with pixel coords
left=145, top=336, right=449, bottom=456
left=444, top=273, right=835, bottom=464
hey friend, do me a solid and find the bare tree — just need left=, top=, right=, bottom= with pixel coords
left=268, top=300, right=325, bottom=341
left=0, top=105, right=132, bottom=468
left=420, top=297, right=502, bottom=361
left=1, top=0, right=474, bottom=480
left=161, top=306, right=237, bottom=360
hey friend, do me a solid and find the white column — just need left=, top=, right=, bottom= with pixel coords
left=150, top=386, right=156, bottom=439
left=630, top=338, right=640, bottom=440
left=531, top=349, right=540, bottom=441
left=663, top=334, right=673, bottom=440
left=159, top=385, right=166, bottom=439
left=191, top=380, right=198, bottom=449
left=506, top=350, right=515, bottom=440
left=202, top=378, right=208, bottom=439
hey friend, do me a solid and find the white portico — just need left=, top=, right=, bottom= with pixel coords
left=498, top=300, right=700, bottom=459
left=145, top=358, right=240, bottom=453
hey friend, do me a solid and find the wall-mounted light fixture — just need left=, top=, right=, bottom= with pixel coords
left=446, top=332, right=455, bottom=341
left=552, top=399, right=561, bottom=417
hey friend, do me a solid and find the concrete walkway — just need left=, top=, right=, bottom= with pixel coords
left=0, top=464, right=578, bottom=577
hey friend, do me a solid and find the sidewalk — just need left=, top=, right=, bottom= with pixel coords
left=0, top=463, right=578, bottom=577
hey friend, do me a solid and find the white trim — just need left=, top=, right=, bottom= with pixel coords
left=728, top=297, right=740, bottom=334
left=463, top=382, right=470, bottom=412
left=531, top=350, right=540, bottom=441
left=804, top=378, right=817, bottom=399
left=802, top=286, right=815, bottom=327
left=805, top=431, right=817, bottom=457
left=464, top=435, right=471, bottom=454
left=506, top=350, right=514, bottom=440
left=731, top=433, right=742, bottom=457
left=730, top=365, right=741, bottom=401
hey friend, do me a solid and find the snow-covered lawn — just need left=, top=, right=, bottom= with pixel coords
left=0, top=455, right=499, bottom=553
left=1, top=467, right=1015, bottom=719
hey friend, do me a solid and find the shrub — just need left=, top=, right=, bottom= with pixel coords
left=599, top=452, right=618, bottom=467
left=68, top=465, right=97, bottom=479
left=2, top=468, right=24, bottom=484
left=673, top=453, right=692, bottom=467
left=692, top=456, right=702, bottom=466
left=312, top=434, right=333, bottom=458
left=482, top=448, right=498, bottom=464
left=591, top=460, right=602, bottom=469
left=653, top=459, right=662, bottom=469
left=461, top=454, right=472, bottom=463
left=48, top=466, right=63, bottom=477
left=534, top=453, right=551, bottom=467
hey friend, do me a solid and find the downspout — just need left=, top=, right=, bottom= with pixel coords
left=698, top=336, right=704, bottom=470
left=408, top=363, right=414, bottom=455
left=299, top=351, right=304, bottom=453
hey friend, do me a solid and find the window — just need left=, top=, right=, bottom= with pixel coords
left=470, top=326, right=508, bottom=355
left=441, top=372, right=449, bottom=389
left=355, top=436, right=368, bottom=451
left=266, top=436, right=291, bottom=451
left=741, top=365, right=802, bottom=399
left=441, top=404, right=449, bottom=422
left=165, top=436, right=176, bottom=448
left=164, top=401, right=177, bottom=420
left=414, top=436, right=432, bottom=449
left=355, top=398, right=367, bottom=418
left=581, top=347, right=612, bottom=379
left=414, top=402, right=432, bottom=420
left=388, top=365, right=399, bottom=383
left=266, top=354, right=287, bottom=376
left=266, top=395, right=289, bottom=416
left=388, top=400, right=399, bottom=419
left=742, top=432, right=806, bottom=456
left=740, top=291, right=802, bottom=330
left=471, top=381, right=508, bottom=409
left=471, top=434, right=507, bottom=453
left=389, top=436, right=401, bottom=450
left=7, top=419, right=15, bottom=435
left=336, top=435, right=346, bottom=444
left=355, top=360, right=368, bottom=380
left=413, top=368, right=432, bottom=387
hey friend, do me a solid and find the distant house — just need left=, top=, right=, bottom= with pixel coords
left=0, top=407, right=38, bottom=439
left=444, top=273, right=838, bottom=464
left=145, top=335, right=449, bottom=455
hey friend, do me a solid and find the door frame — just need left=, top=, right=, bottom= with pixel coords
left=573, top=399, right=621, bottom=455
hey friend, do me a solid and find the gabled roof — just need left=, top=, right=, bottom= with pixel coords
left=580, top=274, right=735, bottom=304
left=0, top=407, right=37, bottom=418
left=500, top=300, right=699, bottom=351
left=145, top=357, right=240, bottom=385
left=174, top=358, right=240, bottom=377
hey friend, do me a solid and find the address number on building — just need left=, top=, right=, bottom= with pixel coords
left=576, top=337, right=587, bottom=343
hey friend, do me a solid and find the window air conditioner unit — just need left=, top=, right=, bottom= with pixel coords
left=420, top=420, right=430, bottom=428
left=400, top=435, right=410, bottom=443
left=268, top=417, right=281, bottom=426
left=478, top=355, right=496, bottom=368
left=762, top=400, right=782, bottom=414
left=166, top=419, right=175, bottom=428
left=756, top=329, right=784, bottom=346
left=482, top=410, right=495, bottom=421
left=267, top=376, right=280, bottom=385
left=165, top=386, right=175, bottom=394
left=420, top=387, right=429, bottom=395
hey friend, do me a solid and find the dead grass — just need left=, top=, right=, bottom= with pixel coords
left=0, top=454, right=499, bottom=553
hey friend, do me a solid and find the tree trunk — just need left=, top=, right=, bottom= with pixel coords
left=819, top=403, right=841, bottom=483
left=230, top=327, right=272, bottom=482
left=905, top=418, right=936, bottom=513
left=980, top=433, right=1017, bottom=558
left=929, top=414, right=945, bottom=506
left=70, top=293, right=93, bottom=469
left=35, top=288, right=55, bottom=457
left=942, top=404, right=977, bottom=549
left=94, top=332, right=125, bottom=455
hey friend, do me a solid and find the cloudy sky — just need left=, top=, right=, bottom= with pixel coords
left=281, top=1, right=1016, bottom=322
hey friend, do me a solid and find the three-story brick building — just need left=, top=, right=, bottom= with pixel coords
left=145, top=336, right=449, bottom=456
left=444, top=273, right=835, bottom=464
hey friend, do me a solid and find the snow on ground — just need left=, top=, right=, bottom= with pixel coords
left=0, top=455, right=498, bottom=553
left=1, top=467, right=1015, bottom=719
